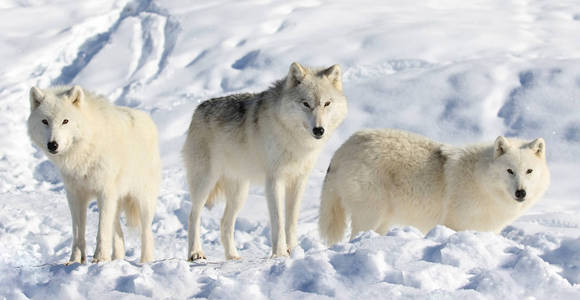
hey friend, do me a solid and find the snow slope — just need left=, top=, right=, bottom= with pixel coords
left=1, top=0, right=580, bottom=298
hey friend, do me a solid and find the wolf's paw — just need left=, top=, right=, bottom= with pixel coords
left=225, top=249, right=241, bottom=261
left=91, top=254, right=111, bottom=263
left=64, top=260, right=83, bottom=266
left=226, top=255, right=242, bottom=261
left=65, top=256, right=86, bottom=266
left=187, top=251, right=207, bottom=261
left=112, top=251, right=126, bottom=261
left=270, top=250, right=290, bottom=259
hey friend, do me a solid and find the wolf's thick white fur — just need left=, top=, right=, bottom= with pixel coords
left=183, top=62, right=348, bottom=260
left=319, top=129, right=550, bottom=245
left=27, top=86, right=160, bottom=263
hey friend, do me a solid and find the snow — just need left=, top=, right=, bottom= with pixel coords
left=1, top=0, right=580, bottom=298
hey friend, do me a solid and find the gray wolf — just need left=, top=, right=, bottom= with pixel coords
left=319, top=129, right=550, bottom=245
left=183, top=62, right=348, bottom=260
left=27, top=85, right=160, bottom=263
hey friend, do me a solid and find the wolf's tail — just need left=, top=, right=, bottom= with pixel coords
left=204, top=179, right=224, bottom=209
left=318, top=169, right=347, bottom=246
left=123, top=199, right=141, bottom=228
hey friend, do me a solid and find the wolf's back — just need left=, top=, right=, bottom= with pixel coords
left=191, top=93, right=256, bottom=127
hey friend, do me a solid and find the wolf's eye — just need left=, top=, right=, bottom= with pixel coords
left=302, top=102, right=311, bottom=109
left=42, top=119, right=48, bottom=125
left=62, top=119, right=69, bottom=125
left=526, top=169, right=533, bottom=174
left=324, top=101, right=331, bottom=107
left=507, top=169, right=514, bottom=175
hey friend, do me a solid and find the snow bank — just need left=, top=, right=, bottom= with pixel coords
left=1, top=0, right=579, bottom=298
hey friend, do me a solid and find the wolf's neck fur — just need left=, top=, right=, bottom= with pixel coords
left=51, top=137, right=98, bottom=180
left=442, top=143, right=523, bottom=231
left=449, top=144, right=498, bottom=192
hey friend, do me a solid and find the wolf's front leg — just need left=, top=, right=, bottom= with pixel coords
left=266, top=175, right=288, bottom=257
left=65, top=187, right=89, bottom=265
left=92, top=191, right=118, bottom=263
left=285, top=175, right=308, bottom=253
left=112, top=209, right=125, bottom=261
left=186, top=174, right=218, bottom=261
left=221, top=180, right=249, bottom=260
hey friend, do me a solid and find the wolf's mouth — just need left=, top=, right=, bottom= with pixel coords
left=48, top=149, right=59, bottom=154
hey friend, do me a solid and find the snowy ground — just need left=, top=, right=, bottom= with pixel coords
left=1, top=0, right=580, bottom=298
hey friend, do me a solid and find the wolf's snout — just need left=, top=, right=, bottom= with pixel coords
left=515, top=189, right=526, bottom=201
left=47, top=141, right=59, bottom=153
left=313, top=127, right=325, bottom=139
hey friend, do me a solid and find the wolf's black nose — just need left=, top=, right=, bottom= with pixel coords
left=313, top=127, right=325, bottom=138
left=515, top=189, right=526, bottom=200
left=47, top=141, right=59, bottom=152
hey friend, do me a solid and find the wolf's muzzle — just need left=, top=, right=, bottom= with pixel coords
left=313, top=127, right=325, bottom=139
left=47, top=141, right=59, bottom=153
left=515, top=189, right=526, bottom=202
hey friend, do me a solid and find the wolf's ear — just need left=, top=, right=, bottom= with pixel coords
left=323, top=64, right=342, bottom=91
left=529, top=138, right=546, bottom=159
left=286, top=62, right=306, bottom=88
left=494, top=136, right=510, bottom=159
left=68, top=85, right=84, bottom=106
left=29, top=87, right=44, bottom=110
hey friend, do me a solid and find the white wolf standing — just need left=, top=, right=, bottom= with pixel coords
left=183, top=62, right=348, bottom=260
left=319, top=129, right=550, bottom=245
left=27, top=86, right=160, bottom=263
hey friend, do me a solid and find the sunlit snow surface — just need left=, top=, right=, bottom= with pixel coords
left=1, top=0, right=580, bottom=298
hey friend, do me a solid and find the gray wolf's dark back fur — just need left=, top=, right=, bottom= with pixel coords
left=196, top=93, right=254, bottom=126
left=192, top=80, right=285, bottom=129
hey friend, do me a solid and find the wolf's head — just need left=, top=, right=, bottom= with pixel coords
left=278, top=62, right=347, bottom=141
left=27, top=86, right=87, bottom=157
left=484, top=136, right=550, bottom=204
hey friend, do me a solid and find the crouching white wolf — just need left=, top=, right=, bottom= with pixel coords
left=27, top=86, right=160, bottom=263
left=183, top=62, right=347, bottom=260
left=319, top=129, right=550, bottom=245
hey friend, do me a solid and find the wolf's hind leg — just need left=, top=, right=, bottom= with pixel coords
left=138, top=195, right=156, bottom=263
left=349, top=204, right=382, bottom=241
left=376, top=219, right=393, bottom=236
